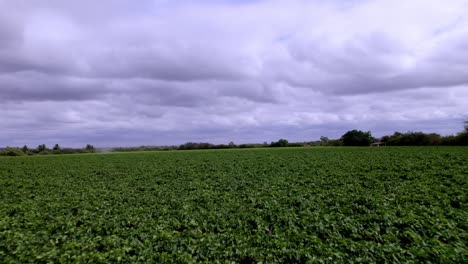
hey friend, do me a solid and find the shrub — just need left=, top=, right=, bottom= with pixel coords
left=0, top=147, right=25, bottom=156
left=341, top=130, right=374, bottom=146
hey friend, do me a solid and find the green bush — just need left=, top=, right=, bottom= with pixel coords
left=270, top=139, right=289, bottom=147
left=341, top=130, right=374, bottom=146
left=0, top=147, right=25, bottom=156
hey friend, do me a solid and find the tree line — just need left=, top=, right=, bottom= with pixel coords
left=319, top=122, right=468, bottom=146
left=0, top=144, right=96, bottom=157
left=110, top=123, right=468, bottom=153
left=2, top=122, right=467, bottom=156
left=112, top=142, right=267, bottom=152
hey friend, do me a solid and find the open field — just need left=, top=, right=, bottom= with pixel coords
left=0, top=147, right=467, bottom=263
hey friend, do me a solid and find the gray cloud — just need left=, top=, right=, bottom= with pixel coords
left=0, top=72, right=106, bottom=101
left=1, top=0, right=468, bottom=147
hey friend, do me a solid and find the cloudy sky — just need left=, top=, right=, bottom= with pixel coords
left=1, top=0, right=468, bottom=147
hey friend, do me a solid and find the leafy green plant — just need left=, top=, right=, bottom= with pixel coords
left=0, top=147, right=467, bottom=262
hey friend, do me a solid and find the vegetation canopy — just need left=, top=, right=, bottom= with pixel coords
left=0, top=147, right=467, bottom=262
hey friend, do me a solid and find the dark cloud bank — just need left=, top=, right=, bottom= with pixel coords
left=1, top=0, right=468, bottom=147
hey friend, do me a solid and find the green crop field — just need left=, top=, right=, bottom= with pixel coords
left=0, top=147, right=467, bottom=263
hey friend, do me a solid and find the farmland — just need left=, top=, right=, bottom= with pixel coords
left=0, top=147, right=467, bottom=263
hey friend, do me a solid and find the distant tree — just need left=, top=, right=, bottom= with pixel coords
left=440, top=135, right=456, bottom=145
left=270, top=139, right=289, bottom=147
left=36, top=144, right=48, bottom=154
left=384, top=132, right=440, bottom=146
left=21, top=145, right=29, bottom=154
left=427, top=133, right=442, bottom=145
left=456, top=133, right=468, bottom=145
left=52, top=144, right=61, bottom=154
left=320, top=136, right=329, bottom=146
left=380, top=135, right=390, bottom=143
left=454, top=121, right=468, bottom=145
left=85, top=144, right=96, bottom=153
left=0, top=147, right=25, bottom=156
left=228, top=141, right=236, bottom=148
left=328, top=139, right=344, bottom=146
left=37, top=144, right=45, bottom=152
left=279, top=139, right=289, bottom=147
left=178, top=142, right=213, bottom=150
left=378, top=125, right=468, bottom=146
left=341, top=130, right=374, bottom=146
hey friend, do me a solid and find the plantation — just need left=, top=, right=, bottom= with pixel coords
left=0, top=147, right=467, bottom=263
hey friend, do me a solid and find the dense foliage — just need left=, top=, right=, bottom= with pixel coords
left=340, top=130, right=374, bottom=146
left=381, top=131, right=468, bottom=146
left=112, top=142, right=268, bottom=152
left=269, top=139, right=289, bottom=147
left=0, top=144, right=97, bottom=156
left=1, top=147, right=467, bottom=263
left=0, top=147, right=25, bottom=156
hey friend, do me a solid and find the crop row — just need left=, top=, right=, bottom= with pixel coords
left=0, top=147, right=467, bottom=263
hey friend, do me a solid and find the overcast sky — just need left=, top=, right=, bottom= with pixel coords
left=1, top=0, right=468, bottom=147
